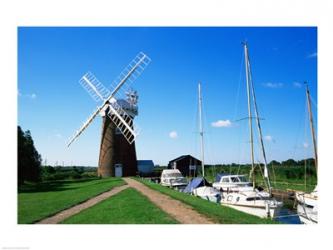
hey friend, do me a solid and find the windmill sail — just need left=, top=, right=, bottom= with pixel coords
left=79, top=71, right=110, bottom=102
left=109, top=52, right=151, bottom=98
left=103, top=52, right=150, bottom=143
left=108, top=101, right=138, bottom=144
left=67, top=52, right=151, bottom=147
left=67, top=105, right=104, bottom=147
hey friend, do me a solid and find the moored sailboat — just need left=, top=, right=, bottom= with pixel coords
left=219, top=42, right=282, bottom=218
left=296, top=187, right=318, bottom=224
left=295, top=83, right=318, bottom=224
left=188, top=82, right=221, bottom=203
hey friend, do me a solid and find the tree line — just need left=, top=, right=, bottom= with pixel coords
left=17, top=125, right=316, bottom=185
left=18, top=126, right=99, bottom=185
left=268, top=158, right=315, bottom=167
left=41, top=166, right=97, bottom=180
left=205, top=158, right=315, bottom=168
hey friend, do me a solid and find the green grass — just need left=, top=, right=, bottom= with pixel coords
left=269, top=182, right=316, bottom=193
left=202, top=165, right=317, bottom=193
left=135, top=178, right=279, bottom=224
left=18, top=178, right=125, bottom=224
left=62, top=188, right=178, bottom=224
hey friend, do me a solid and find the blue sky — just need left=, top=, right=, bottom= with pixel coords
left=18, top=27, right=317, bottom=166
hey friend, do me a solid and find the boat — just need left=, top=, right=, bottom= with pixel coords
left=295, top=84, right=318, bottom=224
left=160, top=169, right=188, bottom=189
left=190, top=82, right=222, bottom=202
left=184, top=177, right=221, bottom=203
left=216, top=174, right=282, bottom=218
left=296, top=187, right=318, bottom=224
left=219, top=42, right=283, bottom=218
left=221, top=189, right=282, bottom=218
left=213, top=174, right=252, bottom=192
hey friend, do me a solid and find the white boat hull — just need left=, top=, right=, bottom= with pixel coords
left=161, top=182, right=187, bottom=187
left=192, top=186, right=221, bottom=203
left=295, top=188, right=318, bottom=224
left=222, top=203, right=280, bottom=219
left=220, top=191, right=282, bottom=218
left=297, top=204, right=318, bottom=224
left=295, top=191, right=317, bottom=207
left=160, top=169, right=188, bottom=187
left=298, top=215, right=317, bottom=224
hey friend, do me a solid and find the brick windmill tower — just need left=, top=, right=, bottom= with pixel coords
left=67, top=52, right=151, bottom=177
left=98, top=90, right=139, bottom=177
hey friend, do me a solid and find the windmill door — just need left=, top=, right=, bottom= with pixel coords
left=115, top=164, right=123, bottom=177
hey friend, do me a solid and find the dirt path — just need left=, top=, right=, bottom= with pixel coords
left=36, top=184, right=129, bottom=224
left=123, top=178, right=214, bottom=224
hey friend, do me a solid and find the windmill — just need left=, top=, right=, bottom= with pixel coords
left=67, top=52, right=151, bottom=177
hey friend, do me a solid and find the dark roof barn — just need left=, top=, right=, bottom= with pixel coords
left=168, top=155, right=201, bottom=177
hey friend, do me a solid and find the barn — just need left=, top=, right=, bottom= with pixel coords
left=137, top=160, right=155, bottom=176
left=168, top=155, right=201, bottom=177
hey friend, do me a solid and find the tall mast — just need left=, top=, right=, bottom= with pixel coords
left=198, top=82, right=205, bottom=178
left=305, top=83, right=318, bottom=173
left=244, top=43, right=255, bottom=188
left=246, top=45, right=272, bottom=193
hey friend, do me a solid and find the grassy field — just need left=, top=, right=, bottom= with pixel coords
left=264, top=181, right=315, bottom=193
left=135, top=178, right=278, bottom=224
left=62, top=188, right=178, bottom=224
left=18, top=178, right=125, bottom=224
left=202, top=165, right=317, bottom=193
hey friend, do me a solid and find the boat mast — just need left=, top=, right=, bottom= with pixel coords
left=243, top=42, right=256, bottom=189
left=245, top=44, right=272, bottom=193
left=198, top=82, right=205, bottom=178
left=305, top=83, right=318, bottom=173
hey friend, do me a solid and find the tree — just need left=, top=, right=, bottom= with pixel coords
left=18, top=126, right=26, bottom=185
left=298, top=158, right=315, bottom=167
left=18, top=126, right=42, bottom=185
left=269, top=160, right=281, bottom=166
left=281, top=158, right=298, bottom=167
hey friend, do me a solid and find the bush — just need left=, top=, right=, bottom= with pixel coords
left=41, top=167, right=97, bottom=181
left=285, top=169, right=296, bottom=179
left=81, top=171, right=98, bottom=178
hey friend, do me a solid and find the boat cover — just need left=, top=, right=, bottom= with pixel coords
left=183, top=177, right=211, bottom=193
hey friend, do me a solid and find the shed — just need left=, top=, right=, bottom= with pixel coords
left=137, top=160, right=154, bottom=176
left=168, top=155, right=201, bottom=177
